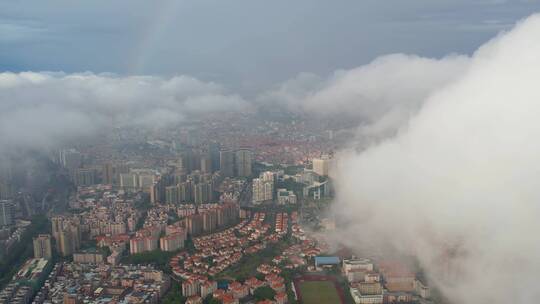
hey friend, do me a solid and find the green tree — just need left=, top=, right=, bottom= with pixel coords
left=121, top=249, right=176, bottom=273
left=203, top=294, right=221, bottom=304
left=254, top=286, right=276, bottom=301
left=161, top=282, right=186, bottom=304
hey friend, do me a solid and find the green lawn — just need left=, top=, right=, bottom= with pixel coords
left=217, top=240, right=289, bottom=281
left=299, top=281, right=341, bottom=304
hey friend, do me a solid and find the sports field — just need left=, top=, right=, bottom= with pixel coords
left=298, top=281, right=341, bottom=304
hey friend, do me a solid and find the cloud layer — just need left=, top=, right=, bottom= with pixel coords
left=260, top=54, right=470, bottom=139
left=2, top=8, right=540, bottom=304
left=0, top=72, right=248, bottom=150
left=0, top=52, right=470, bottom=152
left=332, top=13, right=540, bottom=303
left=2, top=0, right=539, bottom=86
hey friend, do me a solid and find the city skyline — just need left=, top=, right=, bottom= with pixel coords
left=2, top=2, right=540, bottom=304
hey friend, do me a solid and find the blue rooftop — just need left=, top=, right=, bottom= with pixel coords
left=314, top=256, right=340, bottom=266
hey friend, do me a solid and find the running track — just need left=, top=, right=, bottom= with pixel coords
left=293, top=274, right=346, bottom=304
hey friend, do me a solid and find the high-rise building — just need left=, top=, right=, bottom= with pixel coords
left=152, top=174, right=171, bottom=203
left=144, top=236, right=159, bottom=251
left=185, top=213, right=203, bottom=236
left=110, top=222, right=127, bottom=236
left=113, top=163, right=130, bottom=186
left=209, top=142, right=221, bottom=172
left=59, top=149, right=82, bottom=171
left=120, top=173, right=138, bottom=189
left=159, top=233, right=185, bottom=252
left=51, top=216, right=63, bottom=237
left=252, top=171, right=274, bottom=203
left=150, top=183, right=159, bottom=204
left=0, top=200, right=13, bottom=226
left=312, top=155, right=335, bottom=177
left=120, top=169, right=158, bottom=192
left=219, top=150, right=235, bottom=178
left=202, top=209, right=218, bottom=232
left=58, top=229, right=74, bottom=256
left=59, top=149, right=83, bottom=182
left=235, top=148, right=252, bottom=177
left=33, top=234, right=52, bottom=259
left=182, top=280, right=200, bottom=297
left=166, top=185, right=180, bottom=204
left=130, top=237, right=145, bottom=254
left=180, top=150, right=199, bottom=173
left=73, top=251, right=105, bottom=264
left=75, top=168, right=96, bottom=186
left=138, top=173, right=157, bottom=190
left=200, top=155, right=212, bottom=174
left=130, top=236, right=158, bottom=254
left=179, top=181, right=193, bottom=202
left=51, top=216, right=81, bottom=256
left=102, top=163, right=114, bottom=184
left=201, top=280, right=218, bottom=299
left=194, top=182, right=213, bottom=204
left=0, top=181, right=14, bottom=200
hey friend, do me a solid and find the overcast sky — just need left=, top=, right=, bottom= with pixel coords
left=1, top=0, right=539, bottom=91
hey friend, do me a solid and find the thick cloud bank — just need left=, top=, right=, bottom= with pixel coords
left=260, top=54, right=470, bottom=138
left=1, top=54, right=469, bottom=152
left=0, top=72, right=248, bottom=150
left=332, top=14, right=540, bottom=304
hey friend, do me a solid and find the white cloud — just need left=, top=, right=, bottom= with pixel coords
left=0, top=21, right=47, bottom=42
left=261, top=53, right=470, bottom=139
left=331, top=13, right=540, bottom=303
left=0, top=72, right=249, bottom=150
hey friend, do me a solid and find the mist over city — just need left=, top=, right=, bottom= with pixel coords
left=1, top=1, right=540, bottom=304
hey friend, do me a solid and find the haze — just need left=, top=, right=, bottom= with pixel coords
left=2, top=2, right=540, bottom=304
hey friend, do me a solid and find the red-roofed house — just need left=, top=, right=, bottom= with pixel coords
left=274, top=292, right=288, bottom=304
left=186, top=295, right=202, bottom=304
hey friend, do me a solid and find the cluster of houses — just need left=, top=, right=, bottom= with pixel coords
left=182, top=273, right=289, bottom=304
left=169, top=212, right=294, bottom=303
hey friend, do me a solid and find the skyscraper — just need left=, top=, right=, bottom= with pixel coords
left=51, top=216, right=81, bottom=256
left=0, top=201, right=13, bottom=226
left=312, top=155, right=335, bottom=177
left=75, top=168, right=96, bottom=186
left=58, top=229, right=74, bottom=256
left=219, top=149, right=235, bottom=178
left=102, top=163, right=114, bottom=184
left=51, top=216, right=63, bottom=238
left=179, top=181, right=193, bottom=202
left=119, top=169, right=158, bottom=192
left=59, top=149, right=82, bottom=169
left=185, top=213, right=203, bottom=236
left=33, top=234, right=52, bottom=259
left=180, top=150, right=198, bottom=173
left=194, top=182, right=213, bottom=204
left=166, top=185, right=180, bottom=204
left=209, top=142, right=221, bottom=172
left=235, top=148, right=252, bottom=177
left=252, top=172, right=274, bottom=203
left=59, top=149, right=83, bottom=180
left=0, top=180, right=14, bottom=200
left=120, top=173, right=138, bottom=189
left=200, top=155, right=212, bottom=174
